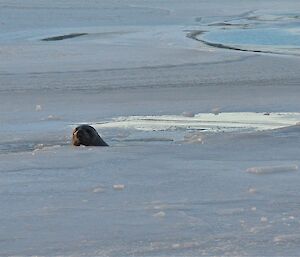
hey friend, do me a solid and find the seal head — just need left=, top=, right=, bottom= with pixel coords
left=72, top=125, right=108, bottom=146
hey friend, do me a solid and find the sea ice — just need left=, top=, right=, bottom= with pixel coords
left=181, top=111, right=195, bottom=117
left=246, top=165, right=298, bottom=174
left=153, top=211, right=166, bottom=218
left=35, top=104, right=42, bottom=111
left=273, top=234, right=300, bottom=243
left=113, top=184, right=126, bottom=191
left=2, top=0, right=300, bottom=256
left=92, top=186, right=106, bottom=193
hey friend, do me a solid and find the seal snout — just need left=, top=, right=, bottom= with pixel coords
left=75, top=129, right=84, bottom=138
left=72, top=124, right=108, bottom=147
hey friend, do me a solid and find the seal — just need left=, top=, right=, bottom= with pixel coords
left=72, top=125, right=108, bottom=146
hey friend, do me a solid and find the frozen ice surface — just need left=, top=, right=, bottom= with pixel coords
left=93, top=112, right=300, bottom=132
left=247, top=165, right=298, bottom=175
left=113, top=184, right=126, bottom=191
left=193, top=10, right=300, bottom=55
left=2, top=0, right=300, bottom=256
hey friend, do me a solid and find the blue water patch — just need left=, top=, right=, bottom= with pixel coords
left=202, top=27, right=300, bottom=47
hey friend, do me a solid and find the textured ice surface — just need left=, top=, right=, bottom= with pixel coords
left=247, top=165, right=299, bottom=174
left=2, top=0, right=300, bottom=256
left=195, top=11, right=300, bottom=55
left=93, top=112, right=300, bottom=132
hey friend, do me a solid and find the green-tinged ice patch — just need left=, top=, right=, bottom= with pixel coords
left=92, top=112, right=300, bottom=133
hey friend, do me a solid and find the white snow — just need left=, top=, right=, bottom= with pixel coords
left=153, top=211, right=166, bottom=218
left=92, top=111, right=300, bottom=132
left=35, top=104, right=42, bottom=111
left=113, top=184, right=126, bottom=191
left=92, top=186, right=106, bottom=193
left=247, top=165, right=298, bottom=174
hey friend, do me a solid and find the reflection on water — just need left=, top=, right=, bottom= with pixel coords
left=203, top=27, right=300, bottom=47
left=195, top=12, right=300, bottom=55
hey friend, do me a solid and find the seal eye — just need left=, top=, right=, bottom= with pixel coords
left=73, top=128, right=78, bottom=135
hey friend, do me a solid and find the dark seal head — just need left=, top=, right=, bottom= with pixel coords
left=72, top=125, right=108, bottom=146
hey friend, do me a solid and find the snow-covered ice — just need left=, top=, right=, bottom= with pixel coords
left=247, top=165, right=298, bottom=175
left=2, top=0, right=300, bottom=256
